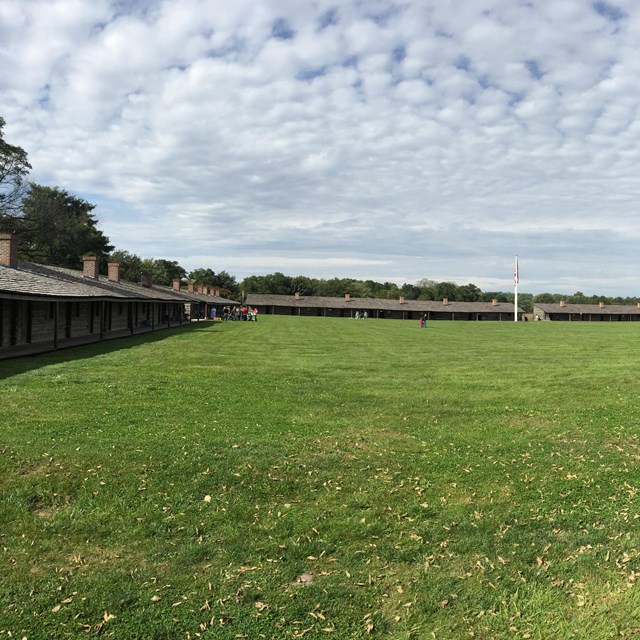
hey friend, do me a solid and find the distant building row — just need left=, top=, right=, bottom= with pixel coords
left=0, top=234, right=237, bottom=360
left=247, top=294, right=640, bottom=322
left=533, top=301, right=640, bottom=322
left=247, top=293, right=524, bottom=321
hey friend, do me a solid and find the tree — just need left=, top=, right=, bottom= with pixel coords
left=416, top=278, right=438, bottom=289
left=568, top=291, right=586, bottom=304
left=399, top=283, right=422, bottom=300
left=211, top=270, right=238, bottom=294
left=457, top=283, right=482, bottom=302
left=0, top=116, right=31, bottom=228
left=19, top=184, right=113, bottom=268
left=188, top=268, right=238, bottom=296
left=109, top=250, right=145, bottom=282
left=188, top=268, right=216, bottom=284
left=290, top=275, right=316, bottom=296
left=241, top=275, right=268, bottom=294
left=434, top=281, right=459, bottom=301
left=151, top=259, right=186, bottom=287
left=532, top=293, right=560, bottom=304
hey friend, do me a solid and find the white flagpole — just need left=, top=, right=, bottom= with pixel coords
left=514, top=255, right=519, bottom=322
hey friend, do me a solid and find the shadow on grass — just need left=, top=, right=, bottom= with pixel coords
left=0, top=321, right=221, bottom=381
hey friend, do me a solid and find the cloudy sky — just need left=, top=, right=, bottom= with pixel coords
left=2, top=0, right=639, bottom=295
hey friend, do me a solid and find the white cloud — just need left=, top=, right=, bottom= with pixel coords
left=2, top=0, right=640, bottom=295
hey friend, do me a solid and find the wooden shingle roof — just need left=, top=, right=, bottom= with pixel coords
left=0, top=262, right=186, bottom=301
left=534, top=302, right=640, bottom=315
left=247, top=294, right=523, bottom=314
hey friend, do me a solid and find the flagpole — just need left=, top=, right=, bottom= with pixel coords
left=514, top=255, right=519, bottom=322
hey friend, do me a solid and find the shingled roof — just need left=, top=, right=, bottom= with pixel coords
left=534, top=302, right=640, bottom=315
left=247, top=294, right=523, bottom=314
left=0, top=261, right=190, bottom=302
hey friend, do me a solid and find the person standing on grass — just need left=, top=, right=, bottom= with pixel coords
left=253, top=307, right=258, bottom=321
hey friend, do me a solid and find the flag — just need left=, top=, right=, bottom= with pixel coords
left=514, top=256, right=519, bottom=286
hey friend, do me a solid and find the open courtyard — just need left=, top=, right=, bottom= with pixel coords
left=1, top=317, right=640, bottom=639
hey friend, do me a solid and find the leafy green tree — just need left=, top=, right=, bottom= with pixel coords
left=399, top=283, right=421, bottom=300
left=108, top=252, right=186, bottom=286
left=0, top=116, right=31, bottom=228
left=19, top=184, right=112, bottom=268
left=241, top=275, right=269, bottom=294
left=290, top=276, right=316, bottom=296
left=532, top=293, right=560, bottom=304
left=568, top=291, right=586, bottom=304
left=269, top=272, right=294, bottom=294
left=211, top=270, right=238, bottom=294
left=188, top=268, right=216, bottom=284
left=151, top=259, right=186, bottom=287
left=516, top=293, right=533, bottom=313
left=189, top=268, right=238, bottom=296
left=434, top=281, right=459, bottom=301
left=108, top=250, right=145, bottom=282
left=457, top=283, right=482, bottom=301
left=416, top=278, right=438, bottom=289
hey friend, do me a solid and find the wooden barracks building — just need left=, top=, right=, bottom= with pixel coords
left=0, top=234, right=237, bottom=360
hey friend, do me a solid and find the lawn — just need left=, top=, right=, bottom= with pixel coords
left=1, top=316, right=640, bottom=639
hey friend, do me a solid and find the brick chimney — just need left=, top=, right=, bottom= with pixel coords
left=0, top=233, right=19, bottom=267
left=214, top=289, right=220, bottom=297
left=637, top=302, right=640, bottom=309
left=492, top=299, right=497, bottom=306
left=344, top=293, right=350, bottom=301
left=599, top=301, right=605, bottom=309
left=203, top=286, right=209, bottom=295
left=83, top=256, right=99, bottom=279
left=560, top=300, right=566, bottom=307
left=295, top=292, right=300, bottom=300
left=443, top=298, right=449, bottom=305
left=172, top=278, right=181, bottom=291
left=197, top=284, right=203, bottom=294
left=399, top=296, right=405, bottom=304
left=107, top=262, right=120, bottom=283
left=187, top=282, right=194, bottom=293
left=141, top=271, right=152, bottom=288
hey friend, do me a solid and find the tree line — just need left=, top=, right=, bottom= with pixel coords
left=1, top=115, right=636, bottom=314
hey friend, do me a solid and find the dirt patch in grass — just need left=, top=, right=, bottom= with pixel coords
left=31, top=498, right=54, bottom=519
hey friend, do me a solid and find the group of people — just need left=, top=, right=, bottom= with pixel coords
left=216, top=305, right=259, bottom=321
left=354, top=311, right=368, bottom=319
left=419, top=314, right=428, bottom=328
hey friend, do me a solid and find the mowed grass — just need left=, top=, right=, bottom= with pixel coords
left=1, top=317, right=640, bottom=639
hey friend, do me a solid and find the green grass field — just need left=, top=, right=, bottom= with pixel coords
left=2, top=316, right=640, bottom=639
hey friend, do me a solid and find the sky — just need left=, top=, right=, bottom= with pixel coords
left=2, top=0, right=640, bottom=295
